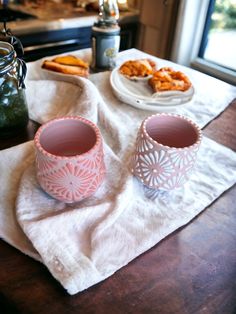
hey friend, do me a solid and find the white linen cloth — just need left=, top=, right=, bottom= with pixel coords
left=0, top=49, right=236, bottom=295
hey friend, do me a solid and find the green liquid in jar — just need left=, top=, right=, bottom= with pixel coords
left=0, top=70, right=28, bottom=137
left=0, top=48, right=8, bottom=57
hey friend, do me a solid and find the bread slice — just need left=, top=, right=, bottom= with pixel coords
left=42, top=60, right=89, bottom=77
left=52, top=55, right=89, bottom=69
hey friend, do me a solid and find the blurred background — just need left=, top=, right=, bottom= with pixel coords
left=0, top=0, right=235, bottom=84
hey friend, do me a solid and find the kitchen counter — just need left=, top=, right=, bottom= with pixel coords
left=4, top=3, right=139, bottom=35
left=1, top=4, right=139, bottom=61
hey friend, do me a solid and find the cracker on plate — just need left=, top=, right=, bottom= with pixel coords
left=149, top=67, right=192, bottom=92
left=119, top=59, right=156, bottom=79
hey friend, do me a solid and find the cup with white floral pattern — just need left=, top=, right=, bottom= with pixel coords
left=34, top=116, right=105, bottom=203
left=131, top=113, right=202, bottom=190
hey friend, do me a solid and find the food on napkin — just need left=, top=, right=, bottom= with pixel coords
left=119, top=59, right=156, bottom=79
left=42, top=55, right=89, bottom=77
left=149, top=67, right=192, bottom=92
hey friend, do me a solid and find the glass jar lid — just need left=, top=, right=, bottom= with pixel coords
left=0, top=41, right=15, bottom=73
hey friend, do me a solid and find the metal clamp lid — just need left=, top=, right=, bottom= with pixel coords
left=1, top=24, right=27, bottom=88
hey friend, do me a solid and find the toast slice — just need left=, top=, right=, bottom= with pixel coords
left=42, top=59, right=89, bottom=77
left=52, top=55, right=89, bottom=69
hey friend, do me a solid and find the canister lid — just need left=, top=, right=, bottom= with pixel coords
left=92, top=24, right=120, bottom=35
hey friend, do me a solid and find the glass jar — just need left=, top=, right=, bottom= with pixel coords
left=0, top=41, right=28, bottom=138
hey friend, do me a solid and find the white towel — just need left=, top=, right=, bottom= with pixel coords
left=0, top=50, right=236, bottom=295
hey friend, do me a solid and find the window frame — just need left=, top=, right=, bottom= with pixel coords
left=171, top=0, right=236, bottom=85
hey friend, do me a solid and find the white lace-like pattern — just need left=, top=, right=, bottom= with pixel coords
left=132, top=135, right=199, bottom=190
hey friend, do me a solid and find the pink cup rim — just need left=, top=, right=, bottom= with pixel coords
left=142, top=113, right=202, bottom=150
left=34, top=116, right=102, bottom=160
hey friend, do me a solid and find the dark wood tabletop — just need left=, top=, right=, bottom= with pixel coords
left=0, top=98, right=236, bottom=314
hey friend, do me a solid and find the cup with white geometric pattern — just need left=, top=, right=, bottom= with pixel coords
left=131, top=113, right=202, bottom=190
left=34, top=116, right=106, bottom=203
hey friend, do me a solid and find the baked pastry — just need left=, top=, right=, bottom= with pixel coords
left=53, top=55, right=89, bottom=68
left=149, top=67, right=192, bottom=92
left=119, top=59, right=156, bottom=78
left=42, top=55, right=89, bottom=77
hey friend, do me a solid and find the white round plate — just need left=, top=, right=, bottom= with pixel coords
left=110, top=67, right=194, bottom=111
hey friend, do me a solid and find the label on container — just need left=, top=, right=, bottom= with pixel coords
left=92, top=32, right=120, bottom=70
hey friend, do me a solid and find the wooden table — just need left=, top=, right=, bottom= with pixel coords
left=0, top=96, right=235, bottom=313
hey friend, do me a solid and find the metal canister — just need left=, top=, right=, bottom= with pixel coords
left=91, top=24, right=120, bottom=71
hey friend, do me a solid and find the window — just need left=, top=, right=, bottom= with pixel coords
left=171, top=0, right=236, bottom=85
left=194, top=0, right=236, bottom=84
left=199, top=0, right=236, bottom=71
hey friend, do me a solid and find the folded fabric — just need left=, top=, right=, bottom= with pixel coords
left=26, top=73, right=99, bottom=125
left=0, top=57, right=236, bottom=294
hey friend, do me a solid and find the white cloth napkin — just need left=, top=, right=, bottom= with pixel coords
left=0, top=51, right=236, bottom=294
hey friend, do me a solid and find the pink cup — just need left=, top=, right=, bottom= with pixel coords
left=131, top=113, right=202, bottom=190
left=34, top=116, right=105, bottom=203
